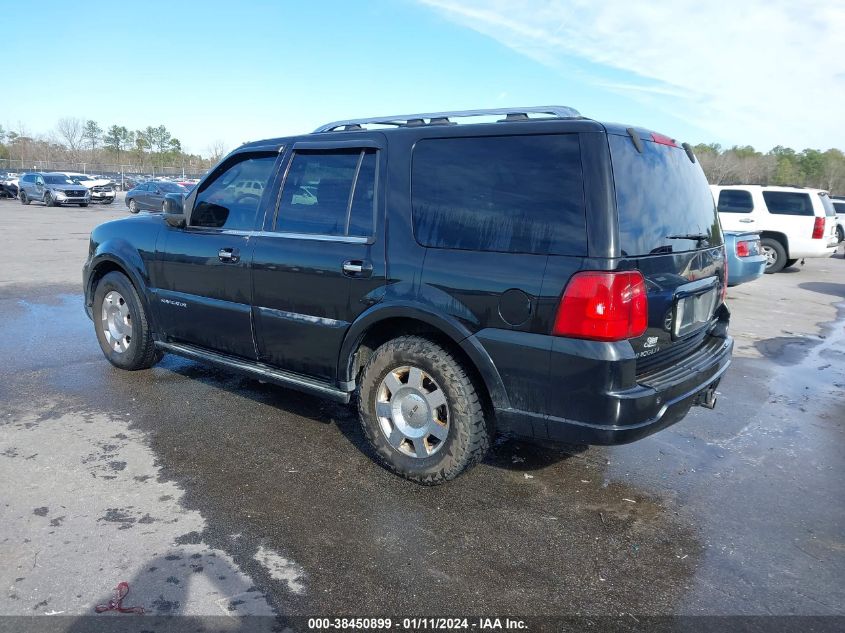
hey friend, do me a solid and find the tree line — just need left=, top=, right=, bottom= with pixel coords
left=692, top=144, right=843, bottom=195
left=0, top=119, right=229, bottom=173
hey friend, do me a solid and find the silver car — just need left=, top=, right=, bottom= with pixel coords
left=18, top=172, right=91, bottom=207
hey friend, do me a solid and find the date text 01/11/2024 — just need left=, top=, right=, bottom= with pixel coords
left=307, top=617, right=529, bottom=630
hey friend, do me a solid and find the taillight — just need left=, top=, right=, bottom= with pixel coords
left=736, top=240, right=750, bottom=257
left=812, top=217, right=825, bottom=239
left=552, top=271, right=647, bottom=342
left=651, top=132, right=679, bottom=147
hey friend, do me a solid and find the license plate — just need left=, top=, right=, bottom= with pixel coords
left=674, top=288, right=718, bottom=338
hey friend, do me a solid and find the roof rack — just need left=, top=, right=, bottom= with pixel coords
left=313, top=106, right=581, bottom=133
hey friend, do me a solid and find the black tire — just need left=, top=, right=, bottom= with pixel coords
left=128, top=199, right=139, bottom=214
left=785, top=258, right=799, bottom=268
left=79, top=203, right=88, bottom=207
left=93, top=271, right=160, bottom=370
left=761, top=238, right=787, bottom=274
left=357, top=335, right=490, bottom=484
left=837, top=226, right=844, bottom=244
left=20, top=191, right=30, bottom=205
left=43, top=191, right=54, bottom=207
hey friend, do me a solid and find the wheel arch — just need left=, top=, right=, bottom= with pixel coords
left=760, top=231, right=790, bottom=257
left=339, top=304, right=510, bottom=412
left=86, top=253, right=151, bottom=321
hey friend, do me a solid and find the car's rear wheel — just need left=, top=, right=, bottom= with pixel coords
left=128, top=199, right=139, bottom=214
left=761, top=238, right=787, bottom=273
left=93, top=271, right=160, bottom=370
left=837, top=225, right=844, bottom=243
left=20, top=191, right=29, bottom=205
left=357, top=335, right=490, bottom=484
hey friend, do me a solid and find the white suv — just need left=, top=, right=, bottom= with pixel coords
left=712, top=185, right=838, bottom=273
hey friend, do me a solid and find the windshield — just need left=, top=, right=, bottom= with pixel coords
left=44, top=175, right=73, bottom=184
left=609, top=134, right=723, bottom=256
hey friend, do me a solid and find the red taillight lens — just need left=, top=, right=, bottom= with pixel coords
left=553, top=271, right=648, bottom=342
left=651, top=132, right=679, bottom=147
left=736, top=240, right=750, bottom=257
left=812, top=216, right=825, bottom=239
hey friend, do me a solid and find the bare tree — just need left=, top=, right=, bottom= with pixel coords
left=206, top=140, right=227, bottom=163
left=56, top=117, right=86, bottom=160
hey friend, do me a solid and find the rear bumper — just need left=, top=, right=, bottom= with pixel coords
left=728, top=254, right=766, bottom=285
left=480, top=328, right=733, bottom=446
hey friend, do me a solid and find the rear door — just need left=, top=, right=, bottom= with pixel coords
left=608, top=132, right=726, bottom=369
left=759, top=190, right=818, bottom=251
left=251, top=138, right=386, bottom=382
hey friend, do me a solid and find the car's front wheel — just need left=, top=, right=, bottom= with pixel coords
left=79, top=203, right=88, bottom=207
left=93, top=272, right=160, bottom=370
left=761, top=238, right=787, bottom=273
left=43, top=192, right=54, bottom=207
left=128, top=199, right=139, bottom=214
left=357, top=335, right=491, bottom=484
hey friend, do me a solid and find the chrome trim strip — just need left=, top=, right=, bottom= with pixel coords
left=190, top=228, right=368, bottom=243
left=256, top=306, right=348, bottom=328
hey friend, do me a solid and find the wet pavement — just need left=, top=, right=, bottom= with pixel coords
left=0, top=199, right=843, bottom=628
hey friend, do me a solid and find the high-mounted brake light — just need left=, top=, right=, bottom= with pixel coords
left=553, top=271, right=648, bottom=342
left=651, top=132, right=679, bottom=147
left=736, top=240, right=750, bottom=257
left=812, top=216, right=825, bottom=239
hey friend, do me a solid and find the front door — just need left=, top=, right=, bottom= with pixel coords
left=251, top=139, right=386, bottom=382
left=153, top=151, right=282, bottom=359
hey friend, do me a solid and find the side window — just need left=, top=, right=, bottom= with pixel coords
left=411, top=134, right=587, bottom=255
left=762, top=191, right=813, bottom=216
left=190, top=154, right=277, bottom=230
left=717, top=189, right=753, bottom=213
left=275, top=148, right=377, bottom=237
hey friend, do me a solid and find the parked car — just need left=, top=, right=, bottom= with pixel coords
left=84, top=106, right=732, bottom=484
left=18, top=172, right=90, bottom=207
left=125, top=181, right=187, bottom=213
left=0, top=180, right=18, bottom=199
left=832, top=196, right=845, bottom=243
left=723, top=231, right=766, bottom=286
left=66, top=173, right=116, bottom=204
left=712, top=185, right=838, bottom=273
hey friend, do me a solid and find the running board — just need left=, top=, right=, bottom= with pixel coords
left=156, top=341, right=351, bottom=403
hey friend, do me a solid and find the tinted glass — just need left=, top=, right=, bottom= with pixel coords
left=762, top=191, right=813, bottom=216
left=717, top=189, right=753, bottom=213
left=411, top=134, right=586, bottom=255
left=276, top=149, right=376, bottom=237
left=190, top=154, right=277, bottom=230
left=834, top=202, right=845, bottom=214
left=348, top=149, right=376, bottom=237
left=159, top=182, right=186, bottom=193
left=610, top=135, right=723, bottom=255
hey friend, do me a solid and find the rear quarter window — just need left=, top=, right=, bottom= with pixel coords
left=411, top=134, right=587, bottom=255
left=609, top=134, right=722, bottom=255
left=762, top=191, right=813, bottom=216
left=717, top=189, right=753, bottom=213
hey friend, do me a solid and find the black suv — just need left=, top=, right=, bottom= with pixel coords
left=83, top=106, right=732, bottom=484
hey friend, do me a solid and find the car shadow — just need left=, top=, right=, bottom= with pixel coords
left=798, top=281, right=845, bottom=299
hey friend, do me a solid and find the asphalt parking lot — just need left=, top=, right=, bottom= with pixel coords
left=0, top=195, right=843, bottom=629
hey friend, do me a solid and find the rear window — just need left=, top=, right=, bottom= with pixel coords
left=717, top=189, right=753, bottom=213
left=609, top=134, right=722, bottom=255
left=834, top=201, right=845, bottom=214
left=762, top=191, right=813, bottom=216
left=411, top=134, right=587, bottom=255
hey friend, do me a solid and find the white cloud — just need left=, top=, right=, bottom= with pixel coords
left=420, top=0, right=845, bottom=149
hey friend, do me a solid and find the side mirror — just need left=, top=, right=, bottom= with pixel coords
left=163, top=193, right=186, bottom=227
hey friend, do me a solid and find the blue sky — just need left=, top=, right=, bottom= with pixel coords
left=3, top=0, right=842, bottom=157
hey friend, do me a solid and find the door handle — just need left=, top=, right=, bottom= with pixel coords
left=738, top=218, right=755, bottom=223
left=218, top=247, right=240, bottom=263
left=342, top=260, right=373, bottom=278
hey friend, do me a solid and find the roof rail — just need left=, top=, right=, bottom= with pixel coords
left=313, top=106, right=581, bottom=133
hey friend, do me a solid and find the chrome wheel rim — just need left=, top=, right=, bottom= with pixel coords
left=375, top=365, right=449, bottom=458
left=101, top=290, right=132, bottom=353
left=761, top=245, right=777, bottom=268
